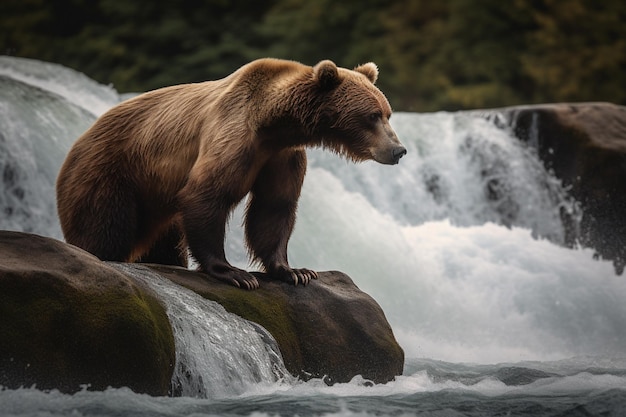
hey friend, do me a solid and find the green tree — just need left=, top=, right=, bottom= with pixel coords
left=518, top=0, right=626, bottom=104
left=259, top=0, right=388, bottom=66
left=2, top=0, right=625, bottom=110
left=1, top=0, right=275, bottom=92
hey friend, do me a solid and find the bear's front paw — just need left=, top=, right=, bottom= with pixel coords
left=226, top=270, right=260, bottom=290
left=272, top=266, right=318, bottom=286
left=204, top=262, right=260, bottom=290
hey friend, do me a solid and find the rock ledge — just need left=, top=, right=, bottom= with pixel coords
left=0, top=231, right=404, bottom=394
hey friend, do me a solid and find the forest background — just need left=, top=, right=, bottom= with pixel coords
left=2, top=0, right=625, bottom=112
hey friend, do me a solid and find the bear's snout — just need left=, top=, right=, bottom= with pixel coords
left=392, top=146, right=407, bottom=164
left=371, top=143, right=407, bottom=165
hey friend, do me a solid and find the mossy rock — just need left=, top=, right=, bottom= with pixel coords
left=148, top=264, right=404, bottom=384
left=0, top=231, right=175, bottom=395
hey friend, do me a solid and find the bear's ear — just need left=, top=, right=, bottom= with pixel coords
left=313, top=60, right=341, bottom=90
left=354, top=62, right=378, bottom=84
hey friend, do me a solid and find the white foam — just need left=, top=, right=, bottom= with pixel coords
left=288, top=168, right=625, bottom=363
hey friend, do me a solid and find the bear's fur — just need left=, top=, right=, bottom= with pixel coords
left=56, top=58, right=406, bottom=289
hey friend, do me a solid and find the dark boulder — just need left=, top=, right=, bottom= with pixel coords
left=503, top=102, right=626, bottom=274
left=0, top=231, right=175, bottom=395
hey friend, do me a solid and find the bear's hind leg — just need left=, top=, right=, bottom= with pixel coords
left=245, top=149, right=318, bottom=286
left=138, top=223, right=188, bottom=267
left=180, top=183, right=260, bottom=290
left=60, top=182, right=138, bottom=262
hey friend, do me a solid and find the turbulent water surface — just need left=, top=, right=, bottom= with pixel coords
left=1, top=56, right=625, bottom=416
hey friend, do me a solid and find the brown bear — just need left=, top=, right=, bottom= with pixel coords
left=56, top=58, right=406, bottom=290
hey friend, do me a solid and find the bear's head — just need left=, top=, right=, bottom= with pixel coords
left=312, top=60, right=406, bottom=165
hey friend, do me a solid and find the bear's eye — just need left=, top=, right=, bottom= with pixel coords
left=368, top=112, right=382, bottom=123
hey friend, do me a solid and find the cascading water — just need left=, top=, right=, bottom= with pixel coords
left=307, top=112, right=580, bottom=242
left=0, top=56, right=117, bottom=239
left=111, top=263, right=290, bottom=398
left=282, top=114, right=624, bottom=364
left=2, top=56, right=626, bottom=415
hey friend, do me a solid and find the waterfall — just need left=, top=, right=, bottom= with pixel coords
left=0, top=56, right=117, bottom=239
left=112, top=264, right=290, bottom=398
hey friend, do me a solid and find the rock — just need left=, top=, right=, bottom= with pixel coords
left=147, top=264, right=405, bottom=384
left=0, top=231, right=175, bottom=395
left=503, top=102, right=626, bottom=274
left=0, top=231, right=404, bottom=392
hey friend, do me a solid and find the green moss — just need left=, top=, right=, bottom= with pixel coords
left=71, top=285, right=176, bottom=393
left=0, top=267, right=175, bottom=394
left=199, top=286, right=305, bottom=373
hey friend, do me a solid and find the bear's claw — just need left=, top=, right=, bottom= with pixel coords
left=230, top=274, right=260, bottom=290
left=205, top=263, right=260, bottom=290
left=287, top=268, right=319, bottom=286
left=266, top=265, right=317, bottom=286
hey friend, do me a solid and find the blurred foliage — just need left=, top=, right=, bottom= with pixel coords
left=1, top=0, right=625, bottom=111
